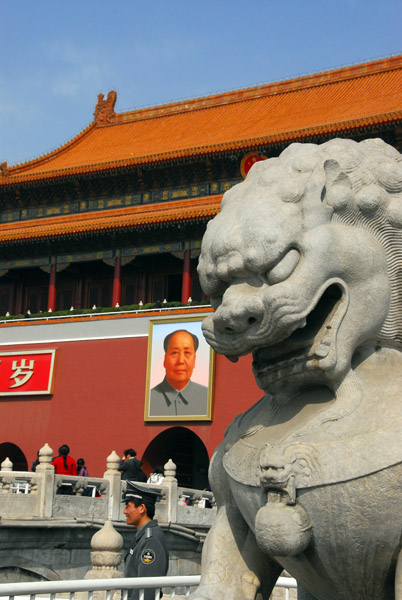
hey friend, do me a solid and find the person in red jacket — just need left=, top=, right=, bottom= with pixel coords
left=52, top=444, right=77, bottom=475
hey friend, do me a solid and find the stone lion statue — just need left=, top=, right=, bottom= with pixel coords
left=193, top=138, right=402, bottom=600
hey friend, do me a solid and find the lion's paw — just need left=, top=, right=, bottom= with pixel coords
left=240, top=571, right=260, bottom=600
left=188, top=574, right=260, bottom=600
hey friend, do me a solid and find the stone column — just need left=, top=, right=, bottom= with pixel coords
left=0, top=457, right=13, bottom=472
left=82, top=520, right=123, bottom=600
left=112, top=257, right=122, bottom=307
left=164, top=459, right=178, bottom=523
left=0, top=458, right=12, bottom=495
left=104, top=451, right=122, bottom=521
left=181, top=250, right=192, bottom=304
left=35, top=443, right=55, bottom=518
left=47, top=264, right=57, bottom=312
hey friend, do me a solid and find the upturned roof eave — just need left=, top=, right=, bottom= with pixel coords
left=1, top=110, right=401, bottom=188
left=0, top=195, right=223, bottom=244
left=1, top=121, right=97, bottom=181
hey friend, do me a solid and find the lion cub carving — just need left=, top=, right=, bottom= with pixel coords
left=192, top=139, right=402, bottom=600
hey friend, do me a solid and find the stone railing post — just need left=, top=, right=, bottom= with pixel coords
left=35, top=443, right=55, bottom=518
left=1, top=457, right=13, bottom=472
left=103, top=451, right=122, bottom=521
left=164, top=459, right=178, bottom=523
left=82, top=520, right=123, bottom=600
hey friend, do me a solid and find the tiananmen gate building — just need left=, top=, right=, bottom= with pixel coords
left=0, top=55, right=401, bottom=483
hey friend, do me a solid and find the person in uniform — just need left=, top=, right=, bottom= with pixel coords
left=123, top=481, right=169, bottom=600
left=149, top=330, right=208, bottom=417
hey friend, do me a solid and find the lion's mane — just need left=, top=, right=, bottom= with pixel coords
left=242, top=138, right=402, bottom=346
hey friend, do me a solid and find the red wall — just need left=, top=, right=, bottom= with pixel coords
left=0, top=336, right=262, bottom=476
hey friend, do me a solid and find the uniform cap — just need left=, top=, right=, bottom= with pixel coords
left=122, top=481, right=162, bottom=504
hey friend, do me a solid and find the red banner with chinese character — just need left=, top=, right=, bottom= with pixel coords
left=0, top=350, right=57, bottom=395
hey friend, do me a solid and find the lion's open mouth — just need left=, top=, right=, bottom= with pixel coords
left=252, top=283, right=343, bottom=380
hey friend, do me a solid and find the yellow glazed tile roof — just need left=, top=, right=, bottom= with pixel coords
left=1, top=55, right=401, bottom=186
left=0, top=196, right=223, bottom=243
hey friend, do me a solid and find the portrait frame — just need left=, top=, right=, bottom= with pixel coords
left=144, top=316, right=215, bottom=421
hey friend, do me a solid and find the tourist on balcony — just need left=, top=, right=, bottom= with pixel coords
left=122, top=481, right=169, bottom=600
left=52, top=444, right=77, bottom=475
left=77, top=457, right=89, bottom=476
left=147, top=465, right=164, bottom=485
left=31, top=450, right=40, bottom=472
left=118, top=448, right=146, bottom=482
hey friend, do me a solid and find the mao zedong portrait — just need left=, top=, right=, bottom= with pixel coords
left=149, top=329, right=208, bottom=417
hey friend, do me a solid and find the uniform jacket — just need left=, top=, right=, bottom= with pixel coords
left=124, top=519, right=169, bottom=600
left=149, top=377, right=208, bottom=417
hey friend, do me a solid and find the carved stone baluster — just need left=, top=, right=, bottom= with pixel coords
left=163, top=459, right=178, bottom=523
left=35, top=443, right=55, bottom=518
left=36, top=443, right=53, bottom=469
left=81, top=520, right=123, bottom=600
left=75, top=478, right=86, bottom=496
left=164, top=458, right=177, bottom=482
left=29, top=476, right=38, bottom=494
left=1, top=457, right=13, bottom=472
left=0, top=472, right=10, bottom=494
left=104, top=451, right=122, bottom=521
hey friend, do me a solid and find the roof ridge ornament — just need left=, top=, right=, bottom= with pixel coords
left=94, top=90, right=117, bottom=124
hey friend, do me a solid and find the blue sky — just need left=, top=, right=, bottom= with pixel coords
left=1, top=0, right=401, bottom=166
